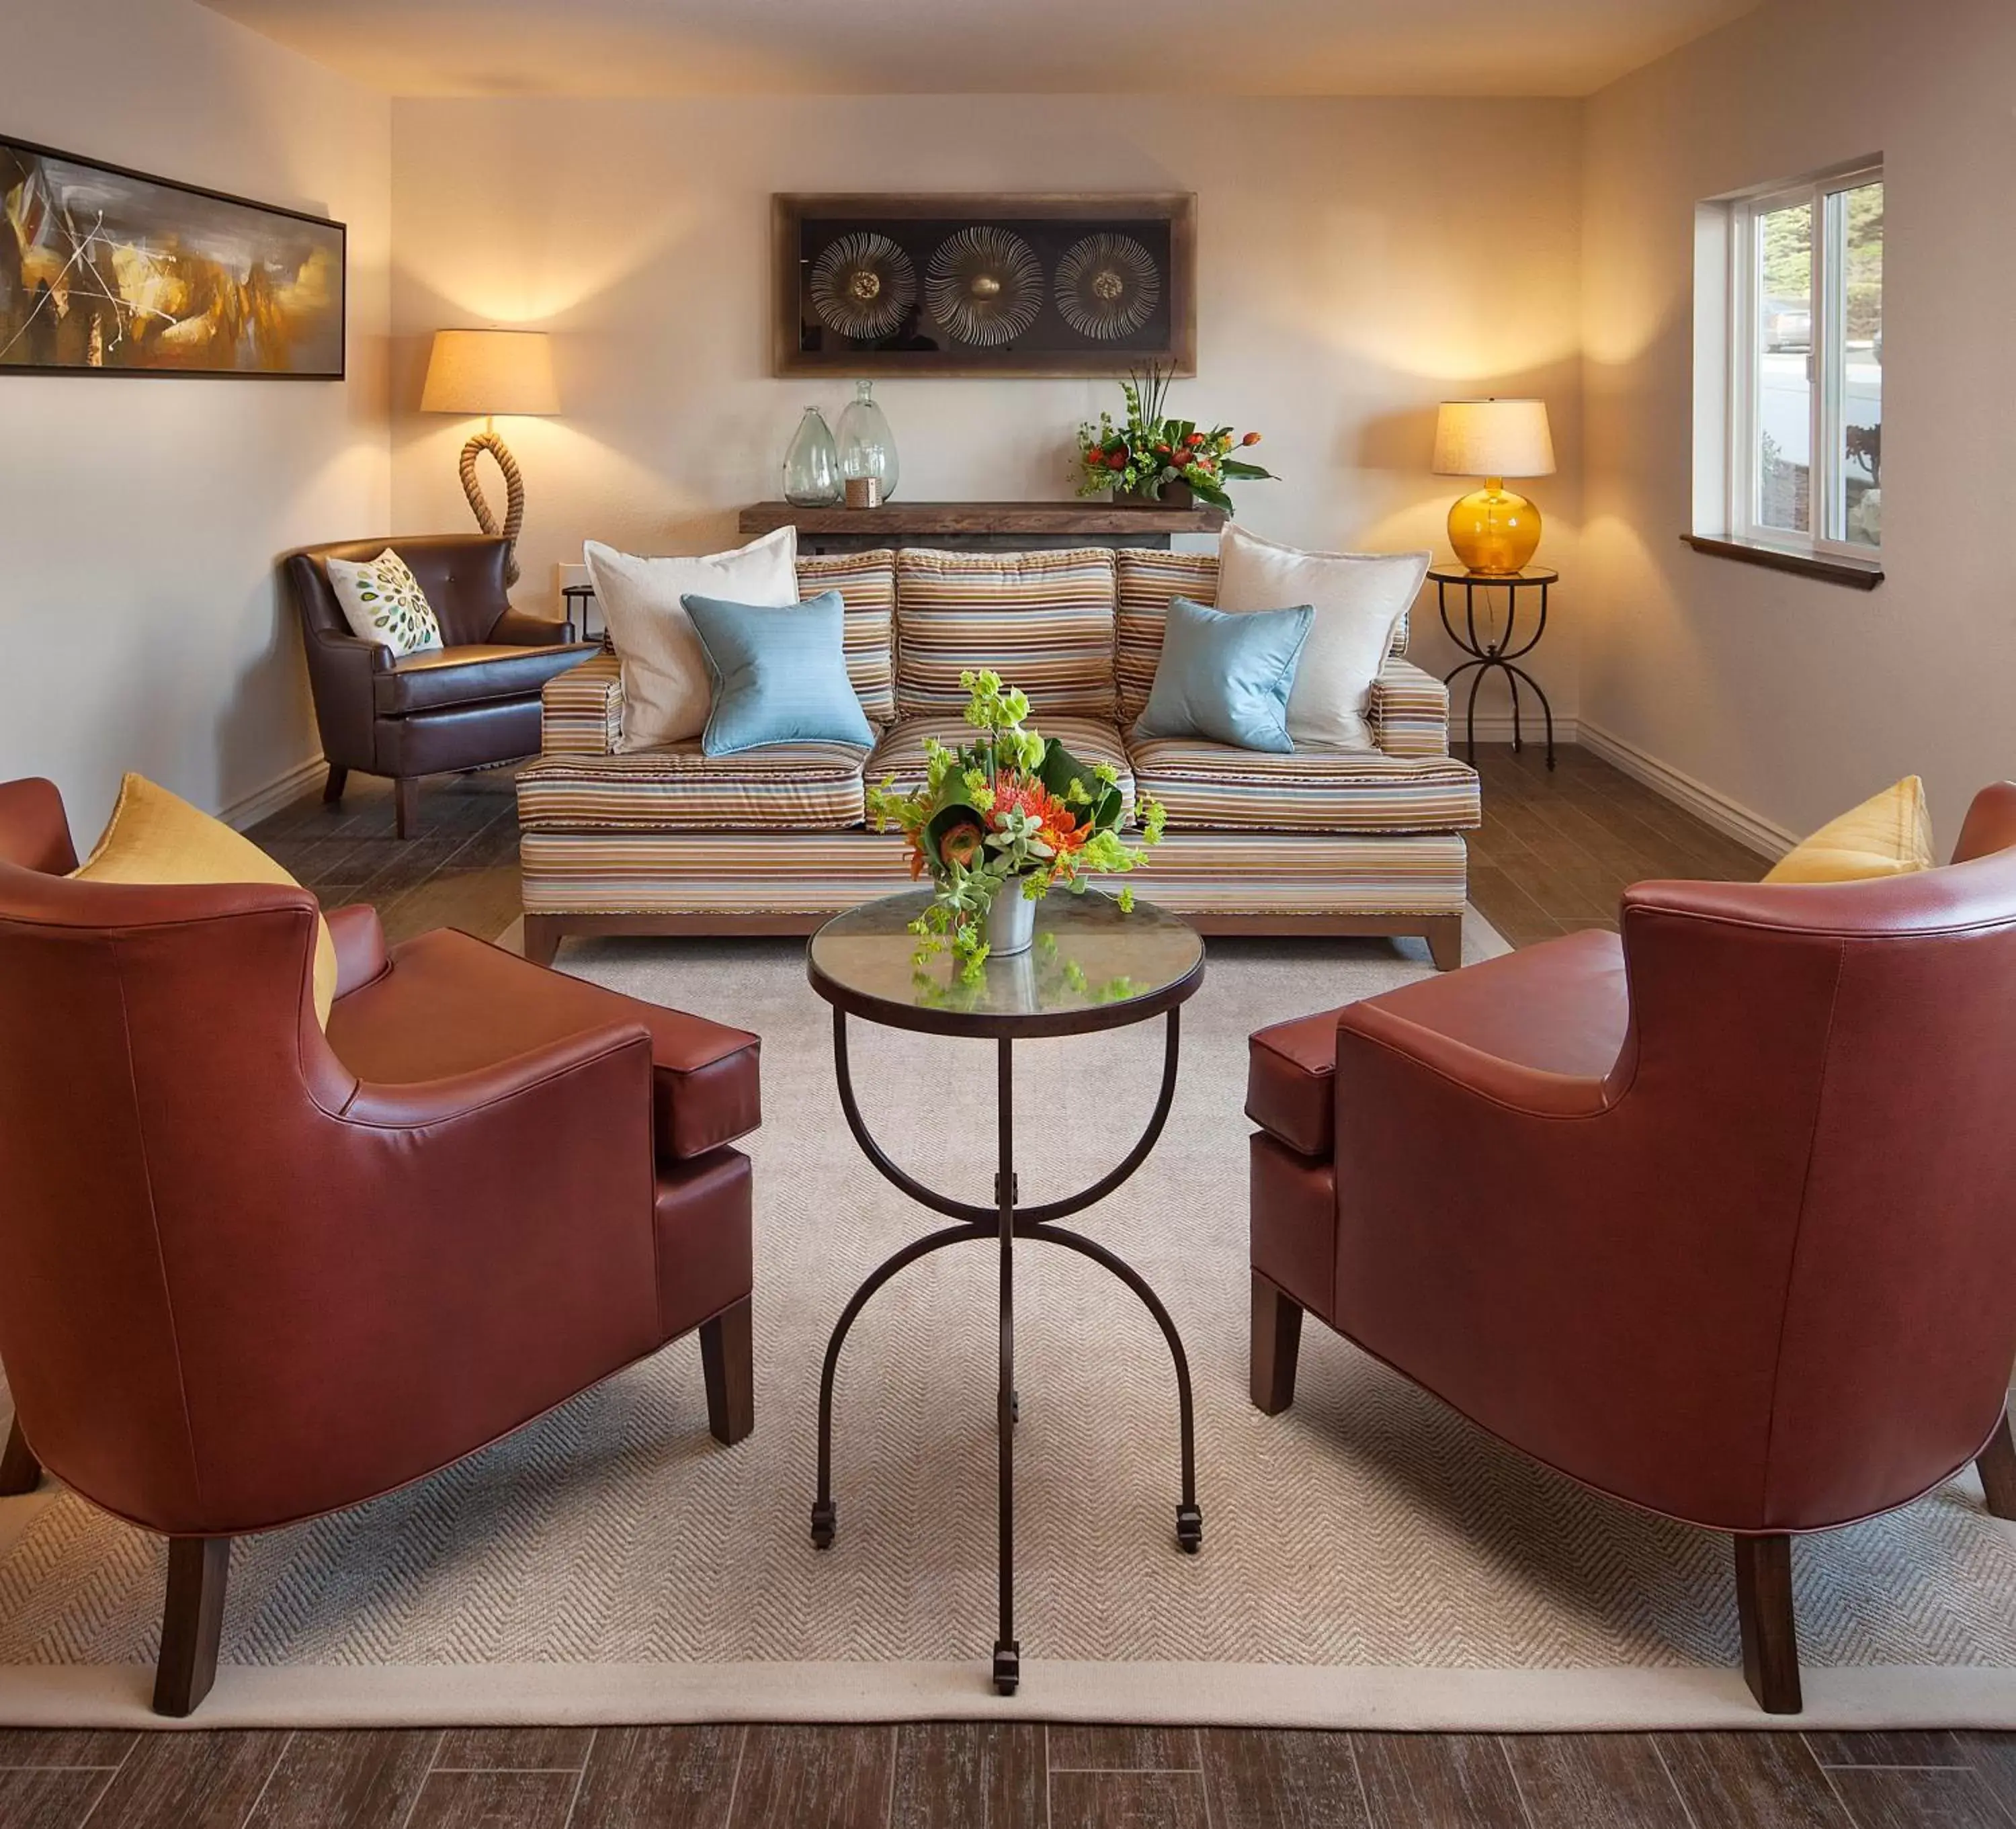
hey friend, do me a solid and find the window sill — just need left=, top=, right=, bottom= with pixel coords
left=1680, top=535, right=1884, bottom=590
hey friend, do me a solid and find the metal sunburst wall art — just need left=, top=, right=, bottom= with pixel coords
left=808, top=231, right=917, bottom=341
left=776, top=195, right=1195, bottom=376
left=925, top=226, right=1044, bottom=347
left=1054, top=232, right=1161, bottom=341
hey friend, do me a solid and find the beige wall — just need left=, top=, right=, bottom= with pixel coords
left=0, top=0, right=390, bottom=835
left=1581, top=0, right=2016, bottom=853
left=388, top=95, right=1585, bottom=708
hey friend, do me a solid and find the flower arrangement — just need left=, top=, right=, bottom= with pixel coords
left=865, top=669, right=1166, bottom=976
left=1075, top=363, right=1275, bottom=513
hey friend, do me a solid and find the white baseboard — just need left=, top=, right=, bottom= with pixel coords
left=1577, top=720, right=1793, bottom=860
left=221, top=755, right=325, bottom=832
left=1455, top=712, right=1582, bottom=746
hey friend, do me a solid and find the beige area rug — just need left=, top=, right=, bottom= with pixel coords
left=7, top=911, right=2016, bottom=1730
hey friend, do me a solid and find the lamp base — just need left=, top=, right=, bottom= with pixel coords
left=458, top=429, right=526, bottom=587
left=1447, top=479, right=1542, bottom=576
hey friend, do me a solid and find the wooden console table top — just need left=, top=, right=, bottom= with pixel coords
left=739, top=499, right=1228, bottom=539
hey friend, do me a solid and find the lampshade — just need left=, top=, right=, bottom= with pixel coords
left=1431, top=398, right=1555, bottom=479
left=420, top=329, right=559, bottom=417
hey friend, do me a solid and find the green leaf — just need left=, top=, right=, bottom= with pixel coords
left=1190, top=480, right=1234, bottom=511
left=1038, top=736, right=1122, bottom=833
left=1220, top=460, right=1275, bottom=480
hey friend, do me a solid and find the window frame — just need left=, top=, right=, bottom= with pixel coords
left=1709, top=157, right=1883, bottom=569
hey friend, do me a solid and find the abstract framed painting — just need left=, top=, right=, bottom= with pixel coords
left=0, top=136, right=345, bottom=380
left=774, top=193, right=1195, bottom=379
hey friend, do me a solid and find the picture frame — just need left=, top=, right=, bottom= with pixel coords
left=0, top=134, right=346, bottom=380
left=774, top=192, right=1196, bottom=380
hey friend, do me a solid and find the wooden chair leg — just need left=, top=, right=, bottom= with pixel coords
left=393, top=776, right=421, bottom=840
left=153, top=1536, right=229, bottom=1718
left=700, top=1295, right=755, bottom=1447
left=322, top=763, right=348, bottom=804
left=1734, top=1533, right=1802, bottom=1714
left=0, top=1418, right=40, bottom=1495
left=521, top=915, right=562, bottom=968
left=1424, top=914, right=1464, bottom=972
left=1250, top=1272, right=1304, bottom=1416
left=1978, top=1409, right=2016, bottom=1520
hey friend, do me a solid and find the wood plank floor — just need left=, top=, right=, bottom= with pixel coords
left=26, top=747, right=1981, bottom=1829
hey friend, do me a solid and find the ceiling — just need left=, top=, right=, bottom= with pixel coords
left=195, top=0, right=1765, bottom=98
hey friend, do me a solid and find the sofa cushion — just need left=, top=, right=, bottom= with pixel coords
left=328, top=926, right=760, bottom=1161
left=870, top=716, right=1134, bottom=822
left=376, top=642, right=596, bottom=716
left=1128, top=736, right=1479, bottom=833
left=517, top=739, right=868, bottom=832
left=895, top=547, right=1118, bottom=722
left=1116, top=548, right=1411, bottom=728
left=797, top=550, right=896, bottom=725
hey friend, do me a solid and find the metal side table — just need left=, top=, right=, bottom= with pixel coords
left=1430, top=564, right=1558, bottom=769
left=805, top=888, right=1206, bottom=1696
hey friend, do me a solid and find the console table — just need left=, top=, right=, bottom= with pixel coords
left=739, top=499, right=1226, bottom=556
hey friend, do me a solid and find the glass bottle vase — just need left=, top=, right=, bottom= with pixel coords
left=835, top=380, right=899, bottom=502
left=784, top=406, right=843, bottom=507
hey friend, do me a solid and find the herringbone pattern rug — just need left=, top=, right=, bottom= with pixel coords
left=7, top=917, right=2016, bottom=1727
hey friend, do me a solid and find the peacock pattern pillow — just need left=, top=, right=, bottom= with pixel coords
left=325, top=549, right=445, bottom=657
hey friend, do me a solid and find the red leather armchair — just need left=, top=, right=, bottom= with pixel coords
left=1247, top=781, right=2016, bottom=1713
left=0, top=777, right=759, bottom=1717
left=284, top=535, right=599, bottom=838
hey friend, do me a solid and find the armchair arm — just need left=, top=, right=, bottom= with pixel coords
left=1368, top=656, right=1450, bottom=758
left=542, top=649, right=624, bottom=755
left=324, top=903, right=388, bottom=998
left=491, top=603, right=573, bottom=647
left=301, top=625, right=391, bottom=771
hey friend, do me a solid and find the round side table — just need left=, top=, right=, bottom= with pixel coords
left=806, top=888, right=1206, bottom=1697
left=1430, top=564, right=1558, bottom=769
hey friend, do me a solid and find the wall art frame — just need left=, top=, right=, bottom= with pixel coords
left=774, top=192, right=1195, bottom=380
left=0, top=134, right=346, bottom=380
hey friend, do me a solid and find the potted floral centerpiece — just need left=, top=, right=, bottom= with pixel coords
left=866, top=669, right=1166, bottom=974
left=1075, top=363, right=1275, bottom=512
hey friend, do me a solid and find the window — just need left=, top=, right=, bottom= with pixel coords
left=1696, top=161, right=1884, bottom=565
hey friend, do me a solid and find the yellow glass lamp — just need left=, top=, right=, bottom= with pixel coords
left=421, top=329, right=560, bottom=587
left=1432, top=398, right=1556, bottom=576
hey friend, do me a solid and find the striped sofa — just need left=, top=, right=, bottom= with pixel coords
left=518, top=547, right=1480, bottom=967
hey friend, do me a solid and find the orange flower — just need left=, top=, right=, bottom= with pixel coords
left=1243, top=430, right=1262, bottom=445
left=988, top=779, right=1086, bottom=855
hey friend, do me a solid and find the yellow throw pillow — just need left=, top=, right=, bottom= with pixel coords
left=73, top=773, right=337, bottom=1026
left=1763, top=775, right=1936, bottom=886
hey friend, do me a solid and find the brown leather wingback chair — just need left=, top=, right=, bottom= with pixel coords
left=1246, top=781, right=2016, bottom=1714
left=0, top=777, right=759, bottom=1717
left=284, top=535, right=597, bottom=838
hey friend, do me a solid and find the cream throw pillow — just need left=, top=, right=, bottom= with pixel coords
left=325, top=549, right=444, bottom=658
left=75, top=773, right=337, bottom=1027
left=1214, top=523, right=1430, bottom=750
left=1763, top=775, right=1936, bottom=885
left=586, top=528, right=800, bottom=752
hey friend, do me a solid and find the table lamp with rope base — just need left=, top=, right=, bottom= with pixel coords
left=420, top=329, right=560, bottom=588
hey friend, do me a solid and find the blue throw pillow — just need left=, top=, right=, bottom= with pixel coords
left=681, top=590, right=876, bottom=757
left=1132, top=595, right=1313, bottom=753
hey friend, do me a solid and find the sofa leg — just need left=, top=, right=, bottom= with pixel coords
left=154, top=1536, right=229, bottom=1718
left=1978, top=1409, right=2016, bottom=1520
left=0, top=1418, right=40, bottom=1494
left=700, top=1295, right=755, bottom=1447
left=1250, top=1273, right=1303, bottom=1416
left=393, top=777, right=421, bottom=841
left=1734, top=1533, right=1802, bottom=1714
left=522, top=915, right=563, bottom=968
left=1425, top=915, right=1464, bottom=972
left=322, top=764, right=348, bottom=804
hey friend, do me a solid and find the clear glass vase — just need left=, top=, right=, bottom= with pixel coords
left=835, top=380, right=899, bottom=502
left=784, top=407, right=843, bottom=507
